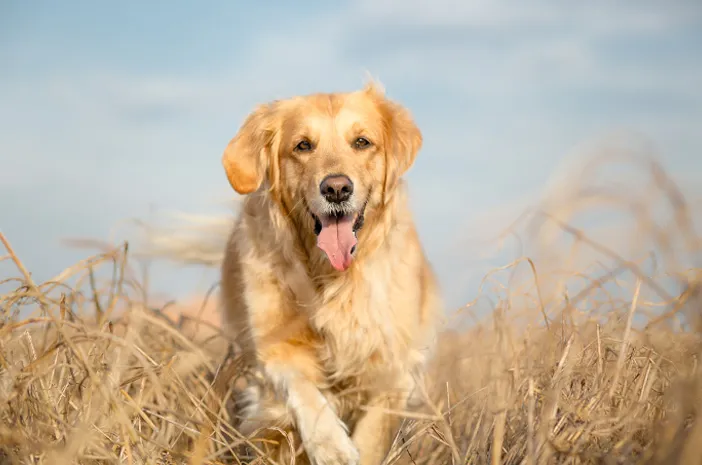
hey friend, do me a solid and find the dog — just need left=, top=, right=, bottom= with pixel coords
left=218, top=81, right=442, bottom=465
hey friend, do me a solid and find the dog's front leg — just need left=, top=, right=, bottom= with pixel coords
left=264, top=355, right=360, bottom=465
left=238, top=262, right=358, bottom=464
left=351, top=372, right=423, bottom=465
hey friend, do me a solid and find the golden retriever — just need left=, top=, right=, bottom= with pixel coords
left=218, top=80, right=442, bottom=465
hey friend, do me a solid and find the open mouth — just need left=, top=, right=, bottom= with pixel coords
left=310, top=202, right=367, bottom=272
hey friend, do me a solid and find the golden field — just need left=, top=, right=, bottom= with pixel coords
left=1, top=152, right=701, bottom=464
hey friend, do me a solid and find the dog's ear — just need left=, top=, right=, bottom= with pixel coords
left=380, top=96, right=423, bottom=194
left=388, top=100, right=422, bottom=177
left=222, top=104, right=276, bottom=195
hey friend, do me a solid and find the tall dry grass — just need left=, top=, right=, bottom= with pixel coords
left=1, top=149, right=701, bottom=464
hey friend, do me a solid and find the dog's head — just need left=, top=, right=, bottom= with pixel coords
left=221, top=82, right=422, bottom=272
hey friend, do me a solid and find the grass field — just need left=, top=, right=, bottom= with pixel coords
left=1, top=153, right=701, bottom=464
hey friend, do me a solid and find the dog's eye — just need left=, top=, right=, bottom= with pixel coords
left=294, top=140, right=312, bottom=152
left=353, top=137, right=372, bottom=150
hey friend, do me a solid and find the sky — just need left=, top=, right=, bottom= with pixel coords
left=1, top=0, right=701, bottom=312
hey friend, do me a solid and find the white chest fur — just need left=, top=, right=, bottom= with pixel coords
left=316, top=257, right=418, bottom=384
left=276, top=217, right=425, bottom=387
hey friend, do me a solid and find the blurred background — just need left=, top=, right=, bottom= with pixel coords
left=1, top=0, right=701, bottom=313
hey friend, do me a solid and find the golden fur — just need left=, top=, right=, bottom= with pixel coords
left=218, top=81, right=442, bottom=465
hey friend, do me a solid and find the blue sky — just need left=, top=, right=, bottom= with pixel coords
left=1, top=0, right=701, bottom=311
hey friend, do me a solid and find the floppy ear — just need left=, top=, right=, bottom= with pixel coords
left=386, top=100, right=422, bottom=179
left=376, top=93, right=423, bottom=195
left=222, top=104, right=275, bottom=195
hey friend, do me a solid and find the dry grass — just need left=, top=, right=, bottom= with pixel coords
left=1, top=150, right=701, bottom=464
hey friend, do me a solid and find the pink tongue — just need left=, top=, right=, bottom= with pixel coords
left=317, top=215, right=357, bottom=271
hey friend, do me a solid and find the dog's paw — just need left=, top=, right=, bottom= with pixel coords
left=302, top=416, right=359, bottom=465
left=307, top=431, right=359, bottom=465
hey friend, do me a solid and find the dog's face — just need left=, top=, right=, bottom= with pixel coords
left=222, top=83, right=422, bottom=271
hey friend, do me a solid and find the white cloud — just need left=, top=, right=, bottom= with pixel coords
left=346, top=0, right=702, bottom=101
left=354, top=0, right=701, bottom=33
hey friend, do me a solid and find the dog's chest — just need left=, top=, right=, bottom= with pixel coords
left=289, top=260, right=414, bottom=382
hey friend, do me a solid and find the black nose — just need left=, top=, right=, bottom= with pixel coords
left=320, top=174, right=354, bottom=204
